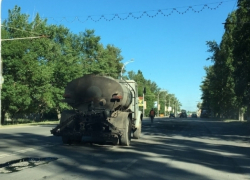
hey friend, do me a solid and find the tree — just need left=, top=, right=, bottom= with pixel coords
left=1, top=6, right=125, bottom=123
left=1, top=6, right=50, bottom=122
left=201, top=5, right=250, bottom=120
left=197, top=102, right=202, bottom=109
left=232, top=0, right=250, bottom=120
left=127, top=70, right=158, bottom=116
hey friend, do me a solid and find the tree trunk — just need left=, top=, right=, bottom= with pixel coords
left=246, top=105, right=250, bottom=121
left=217, top=112, right=221, bottom=118
left=239, top=107, right=244, bottom=121
left=1, top=111, right=6, bottom=125
left=56, top=109, right=61, bottom=120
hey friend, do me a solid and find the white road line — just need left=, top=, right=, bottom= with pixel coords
left=122, top=159, right=138, bottom=170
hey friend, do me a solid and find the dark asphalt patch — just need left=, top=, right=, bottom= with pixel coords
left=0, top=157, right=58, bottom=174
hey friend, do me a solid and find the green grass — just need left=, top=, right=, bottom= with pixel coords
left=0, top=119, right=59, bottom=128
left=28, top=120, right=59, bottom=125
left=223, top=119, right=249, bottom=123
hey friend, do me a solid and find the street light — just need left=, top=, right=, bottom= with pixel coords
left=164, top=92, right=168, bottom=117
left=157, top=90, right=167, bottom=117
left=120, top=59, right=134, bottom=80
left=174, top=100, right=179, bottom=117
left=167, top=94, right=175, bottom=116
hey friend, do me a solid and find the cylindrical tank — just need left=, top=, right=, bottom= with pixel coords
left=63, top=75, right=132, bottom=111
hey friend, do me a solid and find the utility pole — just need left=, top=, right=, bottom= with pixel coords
left=175, top=101, right=177, bottom=117
left=168, top=98, right=170, bottom=115
left=164, top=98, right=166, bottom=117
left=157, top=90, right=167, bottom=117
left=142, top=89, right=145, bottom=117
left=164, top=93, right=168, bottom=117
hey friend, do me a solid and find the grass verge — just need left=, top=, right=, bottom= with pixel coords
left=0, top=120, right=59, bottom=128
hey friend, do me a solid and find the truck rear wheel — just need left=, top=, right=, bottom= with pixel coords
left=119, top=118, right=131, bottom=146
left=133, top=120, right=141, bottom=139
left=62, top=135, right=72, bottom=145
left=73, top=136, right=82, bottom=144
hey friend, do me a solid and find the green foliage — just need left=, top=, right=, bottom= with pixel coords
left=127, top=70, right=180, bottom=116
left=1, top=6, right=123, bottom=123
left=201, top=1, right=250, bottom=119
left=233, top=0, right=250, bottom=106
left=1, top=5, right=181, bottom=123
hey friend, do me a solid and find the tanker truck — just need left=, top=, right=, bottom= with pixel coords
left=51, top=74, right=143, bottom=146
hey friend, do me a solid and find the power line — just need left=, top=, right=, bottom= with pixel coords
left=2, top=1, right=234, bottom=24
left=48, top=2, right=225, bottom=23
left=231, top=0, right=237, bottom=12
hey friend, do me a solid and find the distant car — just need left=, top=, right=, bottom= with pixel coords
left=200, top=112, right=209, bottom=118
left=180, top=112, right=187, bottom=118
left=200, top=110, right=209, bottom=118
left=169, top=113, right=175, bottom=118
left=191, top=113, right=197, bottom=118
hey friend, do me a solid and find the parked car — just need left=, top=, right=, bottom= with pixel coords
left=191, top=113, right=197, bottom=118
left=169, top=113, right=175, bottom=118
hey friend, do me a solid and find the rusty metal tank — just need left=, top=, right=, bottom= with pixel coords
left=63, top=75, right=133, bottom=111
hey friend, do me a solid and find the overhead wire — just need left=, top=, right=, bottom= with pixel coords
left=1, top=1, right=235, bottom=36
left=231, top=0, right=238, bottom=12
left=46, top=1, right=225, bottom=23
left=2, top=1, right=235, bottom=24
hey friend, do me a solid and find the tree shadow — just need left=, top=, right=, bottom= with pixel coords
left=0, top=118, right=249, bottom=180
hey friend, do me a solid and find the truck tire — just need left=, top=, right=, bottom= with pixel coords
left=62, top=135, right=72, bottom=145
left=119, top=118, right=131, bottom=146
left=73, top=136, right=82, bottom=144
left=133, top=120, right=141, bottom=139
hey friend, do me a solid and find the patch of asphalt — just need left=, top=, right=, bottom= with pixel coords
left=0, top=157, right=58, bottom=174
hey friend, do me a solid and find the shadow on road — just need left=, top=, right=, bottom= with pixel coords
left=0, top=118, right=249, bottom=180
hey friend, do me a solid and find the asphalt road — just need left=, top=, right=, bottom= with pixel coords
left=0, top=117, right=250, bottom=180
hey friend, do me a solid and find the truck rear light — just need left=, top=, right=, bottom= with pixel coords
left=111, top=95, right=123, bottom=100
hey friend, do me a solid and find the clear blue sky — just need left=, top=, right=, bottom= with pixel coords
left=2, top=0, right=237, bottom=111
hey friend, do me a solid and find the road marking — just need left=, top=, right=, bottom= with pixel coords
left=122, top=159, right=138, bottom=170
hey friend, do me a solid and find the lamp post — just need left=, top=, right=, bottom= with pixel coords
left=164, top=93, right=168, bottom=117
left=120, top=59, right=134, bottom=80
left=168, top=95, right=173, bottom=116
left=196, top=101, right=201, bottom=116
left=174, top=100, right=177, bottom=117
left=157, top=90, right=167, bottom=117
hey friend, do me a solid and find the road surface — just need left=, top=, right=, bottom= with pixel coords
left=0, top=117, right=249, bottom=180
